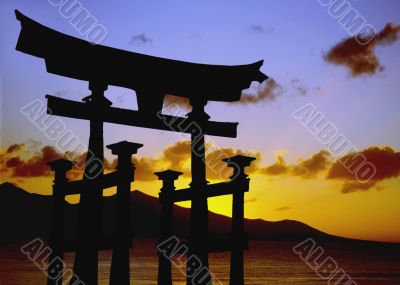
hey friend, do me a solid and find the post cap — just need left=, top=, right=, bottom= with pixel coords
left=106, top=140, right=143, bottom=155
left=47, top=159, right=74, bottom=171
left=154, top=169, right=183, bottom=180
left=223, top=155, right=256, bottom=167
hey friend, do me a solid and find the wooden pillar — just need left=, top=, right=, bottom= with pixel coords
left=223, top=155, right=255, bottom=285
left=107, top=141, right=143, bottom=285
left=47, top=159, right=73, bottom=285
left=187, top=97, right=211, bottom=285
left=72, top=82, right=111, bottom=285
left=155, top=170, right=183, bottom=285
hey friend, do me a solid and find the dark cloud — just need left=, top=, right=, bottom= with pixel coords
left=2, top=141, right=153, bottom=181
left=6, top=144, right=25, bottom=154
left=130, top=33, right=153, bottom=45
left=1, top=142, right=116, bottom=180
left=324, top=23, right=400, bottom=76
left=327, top=146, right=400, bottom=193
left=5, top=146, right=62, bottom=177
left=340, top=181, right=379, bottom=194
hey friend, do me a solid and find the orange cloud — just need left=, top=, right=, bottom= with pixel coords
left=292, top=150, right=331, bottom=178
left=204, top=145, right=261, bottom=180
left=156, top=140, right=260, bottom=180
left=1, top=142, right=116, bottom=180
left=260, top=146, right=400, bottom=193
left=327, top=146, right=400, bottom=193
left=5, top=145, right=62, bottom=177
left=261, top=155, right=287, bottom=175
left=163, top=95, right=191, bottom=111
left=260, top=150, right=331, bottom=178
left=1, top=140, right=259, bottom=182
left=132, top=157, right=160, bottom=181
left=3, top=141, right=398, bottom=194
left=162, top=140, right=191, bottom=170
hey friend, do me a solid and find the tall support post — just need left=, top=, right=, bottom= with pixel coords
left=187, top=97, right=212, bottom=285
left=107, top=141, right=143, bottom=285
left=223, top=155, right=256, bottom=285
left=47, top=159, right=73, bottom=285
left=155, top=170, right=183, bottom=285
left=72, top=82, right=111, bottom=285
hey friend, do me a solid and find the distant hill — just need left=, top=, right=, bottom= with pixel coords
left=0, top=182, right=339, bottom=242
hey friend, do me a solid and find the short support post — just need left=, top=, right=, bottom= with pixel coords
left=47, top=159, right=73, bottom=285
left=107, top=141, right=143, bottom=285
left=155, top=170, right=183, bottom=285
left=223, top=155, right=256, bottom=285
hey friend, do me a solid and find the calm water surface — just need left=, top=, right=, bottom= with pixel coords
left=1, top=239, right=399, bottom=284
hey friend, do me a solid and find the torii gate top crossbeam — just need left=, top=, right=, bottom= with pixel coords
left=15, top=10, right=267, bottom=105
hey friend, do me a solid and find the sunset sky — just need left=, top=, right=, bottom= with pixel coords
left=1, top=0, right=400, bottom=243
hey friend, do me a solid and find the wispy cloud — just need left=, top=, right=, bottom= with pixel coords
left=291, top=79, right=307, bottom=96
left=233, top=79, right=284, bottom=105
left=275, top=206, right=291, bottom=211
left=130, top=33, right=153, bottom=45
left=244, top=198, right=258, bottom=203
left=249, top=25, right=274, bottom=34
left=250, top=25, right=265, bottom=34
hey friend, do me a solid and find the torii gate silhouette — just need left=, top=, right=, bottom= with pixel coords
left=15, top=10, right=268, bottom=285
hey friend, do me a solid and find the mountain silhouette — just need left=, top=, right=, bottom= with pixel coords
left=0, top=182, right=338, bottom=242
